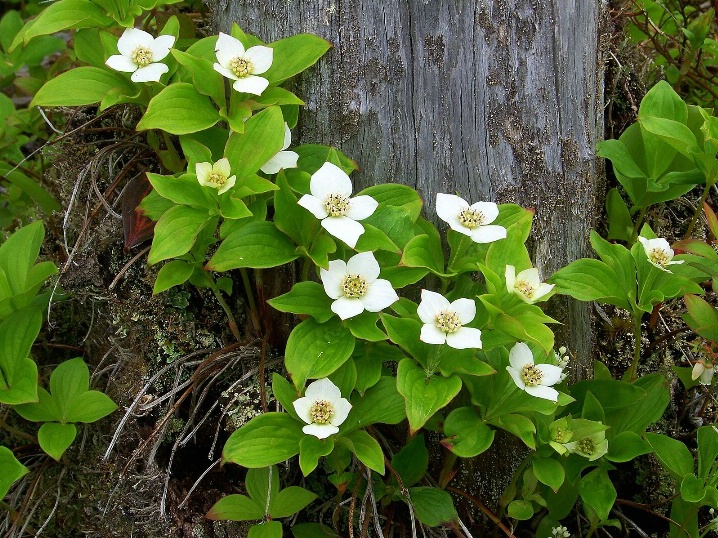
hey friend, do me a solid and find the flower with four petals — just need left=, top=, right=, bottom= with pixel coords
left=436, top=193, right=507, bottom=243
left=106, top=28, right=175, bottom=83
left=506, top=342, right=563, bottom=401
left=417, top=290, right=483, bottom=349
left=505, top=265, right=554, bottom=304
left=638, top=236, right=683, bottom=273
left=196, top=158, right=236, bottom=194
left=213, top=32, right=273, bottom=95
left=293, top=378, right=351, bottom=439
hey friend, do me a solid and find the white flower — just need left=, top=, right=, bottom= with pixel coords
left=435, top=193, right=507, bottom=243
left=692, top=360, right=714, bottom=385
left=506, top=342, right=563, bottom=401
left=297, top=162, right=378, bottom=248
left=260, top=123, right=299, bottom=174
left=105, top=28, right=175, bottom=83
left=638, top=236, right=683, bottom=273
left=417, top=290, right=483, bottom=349
left=563, top=431, right=608, bottom=461
left=293, top=378, right=352, bottom=439
left=505, top=265, right=554, bottom=303
left=551, top=526, right=570, bottom=538
left=321, top=252, right=399, bottom=320
left=196, top=158, right=236, bottom=194
left=213, top=32, right=273, bottom=95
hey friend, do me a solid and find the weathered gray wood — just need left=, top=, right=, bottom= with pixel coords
left=214, top=0, right=603, bottom=524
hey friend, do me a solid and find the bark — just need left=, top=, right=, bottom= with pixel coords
left=213, top=0, right=604, bottom=524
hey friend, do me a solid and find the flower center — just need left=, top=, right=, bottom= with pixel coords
left=309, top=400, right=334, bottom=424
left=324, top=193, right=350, bottom=217
left=435, top=310, right=462, bottom=333
left=131, top=46, right=153, bottom=68
left=229, top=56, right=254, bottom=78
left=649, top=248, right=670, bottom=267
left=578, top=437, right=595, bottom=455
left=521, top=364, right=543, bottom=387
left=457, top=208, right=485, bottom=229
left=207, top=171, right=227, bottom=187
left=514, top=280, right=535, bottom=298
left=552, top=427, right=565, bottom=443
left=341, top=274, right=367, bottom=298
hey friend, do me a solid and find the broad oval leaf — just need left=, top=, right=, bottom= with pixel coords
left=223, top=413, right=303, bottom=468
left=137, top=83, right=220, bottom=135
left=207, top=221, right=298, bottom=271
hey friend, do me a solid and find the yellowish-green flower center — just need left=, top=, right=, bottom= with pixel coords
left=324, top=193, right=350, bottom=217
left=207, top=171, right=227, bottom=187
left=649, top=248, right=671, bottom=267
left=230, top=56, right=253, bottom=78
left=521, top=364, right=543, bottom=387
left=552, top=427, right=566, bottom=443
left=578, top=437, right=595, bottom=455
left=131, top=46, right=153, bottom=68
left=515, top=280, right=535, bottom=298
left=341, top=274, right=367, bottom=298
left=435, top=310, right=462, bottom=333
left=309, top=400, right=333, bottom=424
left=458, top=208, right=485, bottom=229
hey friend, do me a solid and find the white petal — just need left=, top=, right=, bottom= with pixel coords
left=244, top=45, right=274, bottom=74
left=436, top=193, right=468, bottom=224
left=346, top=196, right=378, bottom=221
left=293, top=397, right=313, bottom=424
left=468, top=201, right=499, bottom=223
left=215, top=32, right=244, bottom=66
left=260, top=151, right=299, bottom=174
left=507, top=366, right=526, bottom=390
left=420, top=323, right=447, bottom=345
left=305, top=378, right=342, bottom=402
left=450, top=298, right=476, bottom=324
left=470, top=225, right=507, bottom=243
left=298, top=194, right=329, bottom=219
left=509, top=342, right=534, bottom=370
left=346, top=252, right=380, bottom=282
left=196, top=162, right=212, bottom=184
left=516, top=268, right=541, bottom=288
left=320, top=261, right=346, bottom=300
left=213, top=63, right=239, bottom=81
left=417, top=290, right=450, bottom=324
left=217, top=175, right=236, bottom=195
left=692, top=362, right=705, bottom=381
left=536, top=364, right=563, bottom=386
left=505, top=265, right=516, bottom=290
left=118, top=28, right=154, bottom=56
left=151, top=35, right=175, bottom=61
left=361, top=279, right=399, bottom=312
left=213, top=158, right=232, bottom=177
left=282, top=123, right=292, bottom=150
left=303, top=423, right=339, bottom=439
left=311, top=162, right=353, bottom=199
left=331, top=296, right=365, bottom=319
left=700, top=366, right=714, bottom=385
left=533, top=283, right=555, bottom=301
left=525, top=385, right=559, bottom=402
left=105, top=54, right=137, bottom=72
left=668, top=260, right=684, bottom=266
left=131, top=63, right=168, bottom=82
left=233, top=75, right=269, bottom=95
left=329, top=398, right=352, bottom=427
left=446, top=327, right=482, bottom=349
left=321, top=216, right=364, bottom=248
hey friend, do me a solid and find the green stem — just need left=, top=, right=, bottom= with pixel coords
left=210, top=280, right=241, bottom=341
left=448, top=233, right=471, bottom=270
left=630, top=205, right=648, bottom=245
left=684, top=182, right=713, bottom=239
left=498, top=454, right=531, bottom=517
left=239, top=268, right=261, bottom=334
left=627, top=312, right=643, bottom=381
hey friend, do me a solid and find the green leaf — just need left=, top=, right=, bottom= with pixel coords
left=638, top=81, right=688, bottom=123
left=0, top=308, right=42, bottom=390
left=569, top=380, right=645, bottom=413
left=645, top=432, right=694, bottom=480
left=605, top=188, right=634, bottom=242
left=358, top=184, right=423, bottom=221
left=508, top=500, right=534, bottom=520
left=341, top=429, right=385, bottom=474
left=32, top=67, right=134, bottom=108
left=0, top=221, right=45, bottom=295
left=284, top=318, right=355, bottom=389
left=698, top=425, right=718, bottom=481
left=224, top=106, right=285, bottom=178
left=147, top=172, right=215, bottom=209
left=401, top=234, right=446, bottom=275
left=299, top=436, right=334, bottom=476
left=354, top=223, right=400, bottom=254
left=206, top=221, right=299, bottom=271
left=408, top=487, right=458, bottom=527
left=172, top=49, right=225, bottom=108
left=38, top=422, right=77, bottom=461
left=148, top=206, right=213, bottom=265
left=267, top=282, right=333, bottom=323
left=49, top=357, right=88, bottom=420
left=490, top=413, right=536, bottom=449
left=248, top=521, right=283, bottom=538
left=550, top=259, right=632, bottom=310
left=273, top=171, right=319, bottom=248
left=680, top=474, right=706, bottom=503
left=442, top=407, right=494, bottom=458
left=683, top=294, right=718, bottom=342
left=380, top=314, right=426, bottom=364
left=532, top=457, right=565, bottom=492
left=579, top=468, right=616, bottom=522
left=291, top=523, right=338, bottom=538
left=390, top=434, right=428, bottom=487
left=397, top=359, right=462, bottom=434
left=270, top=486, right=318, bottom=518
left=245, top=466, right=278, bottom=512
left=606, top=431, right=652, bottom=463
left=137, top=83, right=220, bottom=135
left=206, top=494, right=264, bottom=521
left=265, top=34, right=332, bottom=83
left=64, top=390, right=118, bottom=423
left=340, top=376, right=406, bottom=433
left=0, top=446, right=28, bottom=499
left=271, top=374, right=300, bottom=421
left=223, top=413, right=303, bottom=467
left=343, top=312, right=387, bottom=342
left=153, top=260, right=195, bottom=294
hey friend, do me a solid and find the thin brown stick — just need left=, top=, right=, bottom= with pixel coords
left=446, top=486, right=516, bottom=538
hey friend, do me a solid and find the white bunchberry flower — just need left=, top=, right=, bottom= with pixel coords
left=506, top=342, right=563, bottom=402
left=505, top=265, right=554, bottom=303
left=320, top=252, right=399, bottom=320
left=551, top=526, right=570, bottom=538
left=417, top=290, right=483, bottom=349
left=260, top=123, right=299, bottom=174
left=196, top=158, right=236, bottom=194
left=297, top=162, right=378, bottom=248
left=213, top=32, right=273, bottom=95
left=292, top=378, right=352, bottom=439
left=638, top=236, right=683, bottom=273
left=105, top=28, right=175, bottom=83
left=554, top=346, right=570, bottom=382
left=692, top=359, right=714, bottom=385
left=435, top=193, right=507, bottom=243
left=563, top=431, right=608, bottom=461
